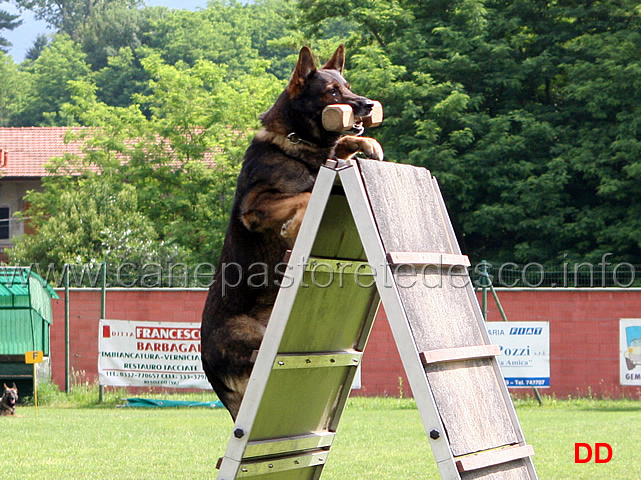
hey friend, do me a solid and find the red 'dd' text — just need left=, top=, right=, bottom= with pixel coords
left=575, top=443, right=612, bottom=464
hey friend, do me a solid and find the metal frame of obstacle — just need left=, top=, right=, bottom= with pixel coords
left=216, top=159, right=538, bottom=480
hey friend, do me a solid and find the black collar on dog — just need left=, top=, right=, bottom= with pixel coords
left=286, top=132, right=317, bottom=148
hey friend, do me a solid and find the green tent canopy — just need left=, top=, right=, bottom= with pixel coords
left=0, top=267, right=59, bottom=356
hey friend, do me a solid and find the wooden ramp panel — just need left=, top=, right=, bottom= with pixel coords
left=216, top=159, right=538, bottom=480
left=353, top=160, right=537, bottom=479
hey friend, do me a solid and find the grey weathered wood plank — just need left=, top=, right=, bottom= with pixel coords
left=393, top=273, right=484, bottom=351
left=456, top=445, right=534, bottom=472
left=357, top=160, right=454, bottom=254
left=357, top=160, right=525, bottom=459
left=426, top=359, right=518, bottom=455
left=459, top=460, right=532, bottom=480
left=421, top=345, right=501, bottom=365
left=388, top=251, right=471, bottom=267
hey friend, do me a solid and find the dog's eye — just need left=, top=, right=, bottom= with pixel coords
left=330, top=87, right=340, bottom=97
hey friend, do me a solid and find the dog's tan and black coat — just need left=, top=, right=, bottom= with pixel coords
left=1, top=383, right=18, bottom=416
left=201, top=45, right=383, bottom=419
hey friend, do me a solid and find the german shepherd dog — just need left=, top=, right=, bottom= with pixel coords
left=1, top=383, right=18, bottom=416
left=201, top=45, right=383, bottom=420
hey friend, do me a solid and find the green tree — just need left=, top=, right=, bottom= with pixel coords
left=0, top=52, right=29, bottom=126
left=10, top=174, right=180, bottom=271
left=13, top=0, right=141, bottom=39
left=556, top=2, right=641, bottom=264
left=86, top=0, right=293, bottom=109
left=15, top=34, right=91, bottom=126
left=95, top=55, right=281, bottom=263
left=298, top=0, right=641, bottom=265
left=25, top=33, right=50, bottom=61
left=141, top=0, right=294, bottom=79
left=93, top=46, right=151, bottom=108
left=14, top=54, right=283, bottom=268
left=76, top=1, right=144, bottom=70
left=0, top=8, right=22, bottom=52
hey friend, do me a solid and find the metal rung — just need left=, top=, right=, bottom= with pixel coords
left=420, top=345, right=501, bottom=365
left=387, top=252, right=470, bottom=267
left=237, top=450, right=328, bottom=477
left=455, top=444, right=535, bottom=472
left=244, top=432, right=336, bottom=459
left=273, top=351, right=362, bottom=370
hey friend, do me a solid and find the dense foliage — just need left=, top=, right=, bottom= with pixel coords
left=2, top=0, right=641, bottom=270
left=298, top=0, right=641, bottom=265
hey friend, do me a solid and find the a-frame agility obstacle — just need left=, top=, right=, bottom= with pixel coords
left=216, top=159, right=538, bottom=480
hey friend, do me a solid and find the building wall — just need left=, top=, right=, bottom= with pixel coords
left=0, top=179, right=41, bottom=250
left=49, top=288, right=641, bottom=398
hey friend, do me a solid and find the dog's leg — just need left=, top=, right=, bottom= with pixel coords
left=280, top=197, right=309, bottom=241
left=334, top=135, right=384, bottom=161
left=219, top=374, right=250, bottom=420
left=202, top=309, right=271, bottom=420
left=241, top=191, right=311, bottom=240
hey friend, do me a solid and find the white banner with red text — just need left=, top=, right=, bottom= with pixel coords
left=98, top=319, right=212, bottom=389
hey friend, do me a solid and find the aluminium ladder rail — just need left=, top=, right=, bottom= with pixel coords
left=216, top=159, right=538, bottom=480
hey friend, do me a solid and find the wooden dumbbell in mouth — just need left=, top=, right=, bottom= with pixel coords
left=322, top=101, right=383, bottom=133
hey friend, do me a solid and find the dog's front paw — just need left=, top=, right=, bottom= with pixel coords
left=334, top=136, right=384, bottom=161
left=358, top=137, right=384, bottom=161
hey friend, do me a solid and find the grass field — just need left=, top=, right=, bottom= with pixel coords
left=4, top=385, right=641, bottom=479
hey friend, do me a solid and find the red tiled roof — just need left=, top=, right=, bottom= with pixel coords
left=0, top=127, right=88, bottom=178
left=0, top=127, right=220, bottom=178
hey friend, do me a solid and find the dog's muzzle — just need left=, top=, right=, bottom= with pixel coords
left=348, top=99, right=375, bottom=136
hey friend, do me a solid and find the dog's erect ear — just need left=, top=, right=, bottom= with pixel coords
left=322, top=44, right=345, bottom=74
left=3, top=383, right=7, bottom=390
left=12, top=382, right=17, bottom=390
left=287, top=46, right=317, bottom=97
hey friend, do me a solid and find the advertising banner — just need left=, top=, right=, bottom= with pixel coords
left=98, top=319, right=211, bottom=389
left=487, top=321, right=550, bottom=388
left=620, top=318, right=641, bottom=386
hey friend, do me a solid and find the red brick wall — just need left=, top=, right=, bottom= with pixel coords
left=482, top=289, right=641, bottom=398
left=50, top=288, right=641, bottom=398
left=50, top=289, right=207, bottom=389
left=357, top=307, right=410, bottom=397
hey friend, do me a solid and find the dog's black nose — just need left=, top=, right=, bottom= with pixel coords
left=355, top=98, right=374, bottom=117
